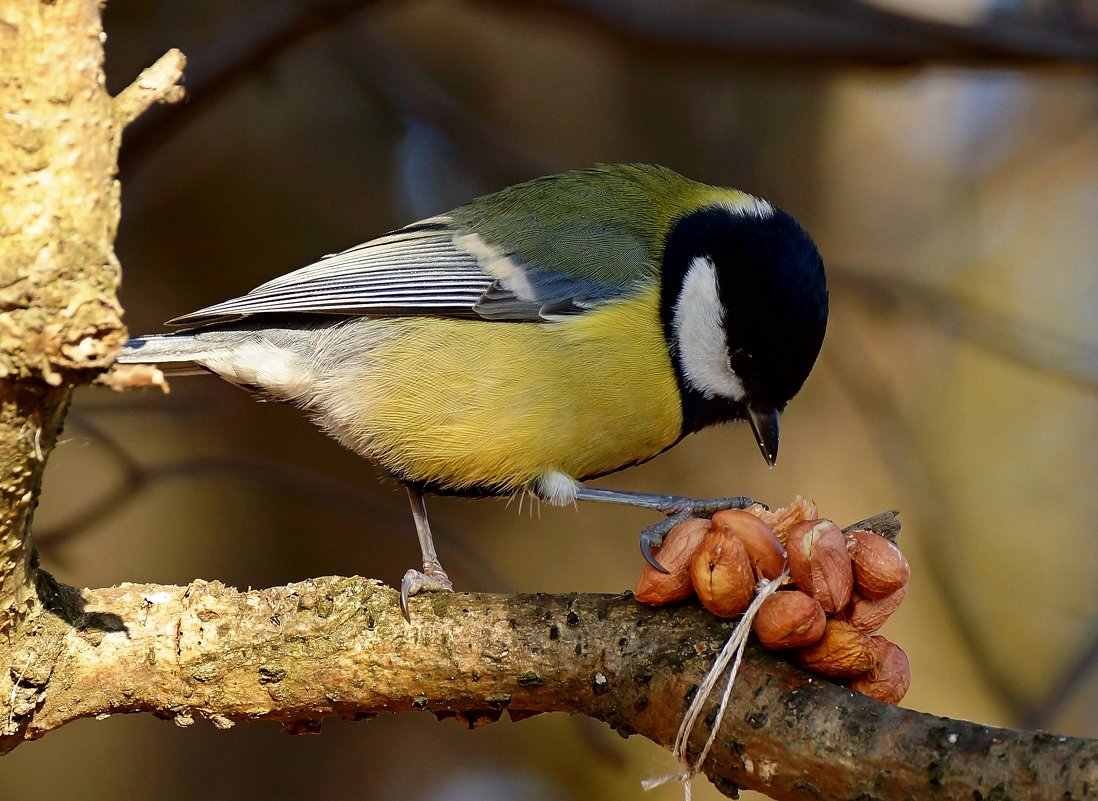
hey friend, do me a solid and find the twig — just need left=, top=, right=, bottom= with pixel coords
left=112, top=49, right=187, bottom=128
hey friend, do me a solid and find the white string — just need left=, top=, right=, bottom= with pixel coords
left=642, top=569, right=789, bottom=799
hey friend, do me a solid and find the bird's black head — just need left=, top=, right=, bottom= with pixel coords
left=659, top=203, right=828, bottom=465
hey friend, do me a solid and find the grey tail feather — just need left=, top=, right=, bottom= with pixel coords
left=118, top=333, right=214, bottom=376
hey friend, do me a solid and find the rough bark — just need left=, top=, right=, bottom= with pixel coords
left=2, top=577, right=1095, bottom=801
left=0, top=3, right=183, bottom=633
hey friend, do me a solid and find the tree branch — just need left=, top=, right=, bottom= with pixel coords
left=112, top=48, right=187, bottom=129
left=1, top=577, right=1094, bottom=801
left=1, top=1, right=117, bottom=632
left=0, top=0, right=182, bottom=627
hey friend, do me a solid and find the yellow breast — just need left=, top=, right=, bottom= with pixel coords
left=345, top=287, right=683, bottom=494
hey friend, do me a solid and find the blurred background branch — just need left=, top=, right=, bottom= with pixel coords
left=121, top=0, right=1098, bottom=174
left=487, top=0, right=1098, bottom=64
left=832, top=268, right=1098, bottom=392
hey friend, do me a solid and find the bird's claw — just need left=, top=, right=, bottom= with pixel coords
left=639, top=511, right=692, bottom=572
left=399, top=561, right=454, bottom=622
left=675, top=494, right=763, bottom=516
left=638, top=495, right=764, bottom=573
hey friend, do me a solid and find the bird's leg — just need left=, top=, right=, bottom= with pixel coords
left=399, top=486, right=454, bottom=621
left=572, top=485, right=761, bottom=573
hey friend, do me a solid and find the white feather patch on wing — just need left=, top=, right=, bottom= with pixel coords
left=672, top=256, right=746, bottom=402
left=452, top=230, right=536, bottom=299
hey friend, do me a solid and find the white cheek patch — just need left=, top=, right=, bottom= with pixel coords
left=672, top=256, right=746, bottom=402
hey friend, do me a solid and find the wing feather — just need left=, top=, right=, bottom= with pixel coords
left=166, top=208, right=649, bottom=329
left=168, top=218, right=496, bottom=327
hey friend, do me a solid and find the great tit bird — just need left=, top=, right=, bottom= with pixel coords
left=118, top=164, right=828, bottom=617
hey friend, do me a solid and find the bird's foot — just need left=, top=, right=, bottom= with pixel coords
left=639, top=495, right=764, bottom=573
left=399, top=559, right=454, bottom=622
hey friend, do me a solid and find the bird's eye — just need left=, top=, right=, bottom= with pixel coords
left=730, top=348, right=752, bottom=373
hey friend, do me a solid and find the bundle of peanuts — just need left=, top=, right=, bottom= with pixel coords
left=635, top=497, right=911, bottom=705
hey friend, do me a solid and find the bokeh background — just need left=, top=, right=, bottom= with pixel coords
left=5, top=1, right=1098, bottom=799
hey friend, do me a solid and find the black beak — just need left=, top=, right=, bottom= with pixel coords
left=746, top=407, right=780, bottom=467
